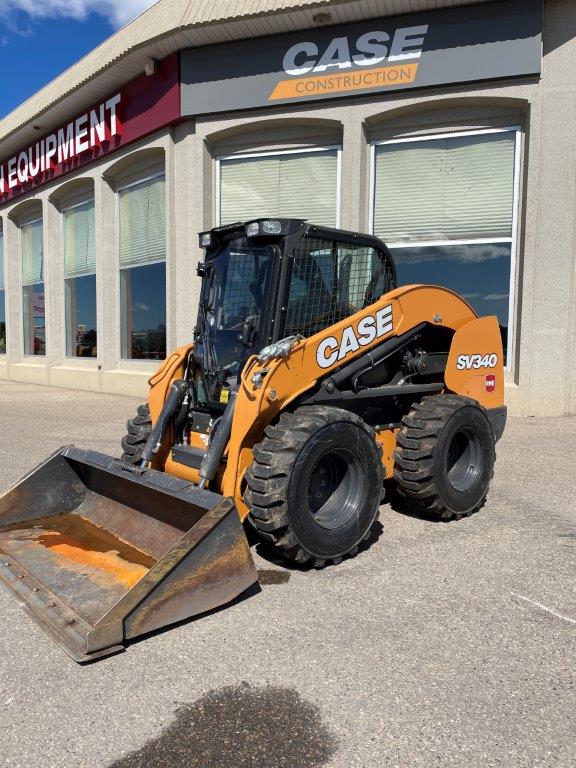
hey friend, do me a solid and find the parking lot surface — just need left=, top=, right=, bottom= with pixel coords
left=0, top=379, right=574, bottom=768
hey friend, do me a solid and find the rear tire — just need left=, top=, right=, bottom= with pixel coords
left=120, top=403, right=152, bottom=464
left=245, top=406, right=383, bottom=567
left=393, top=394, right=495, bottom=520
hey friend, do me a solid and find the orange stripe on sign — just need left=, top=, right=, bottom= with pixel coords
left=269, top=63, right=419, bottom=101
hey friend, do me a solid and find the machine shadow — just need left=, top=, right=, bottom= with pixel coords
left=385, top=484, right=453, bottom=523
left=253, top=519, right=385, bottom=570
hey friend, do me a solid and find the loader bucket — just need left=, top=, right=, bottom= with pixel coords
left=0, top=447, right=258, bottom=662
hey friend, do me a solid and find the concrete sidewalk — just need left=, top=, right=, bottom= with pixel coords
left=0, top=380, right=574, bottom=768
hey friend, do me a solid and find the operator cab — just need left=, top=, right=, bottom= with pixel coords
left=195, top=218, right=396, bottom=405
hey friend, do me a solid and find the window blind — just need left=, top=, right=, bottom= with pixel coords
left=119, top=174, right=166, bottom=267
left=22, top=219, right=43, bottom=285
left=0, top=232, right=4, bottom=291
left=220, top=150, right=338, bottom=227
left=373, top=132, right=516, bottom=243
left=64, top=200, right=96, bottom=278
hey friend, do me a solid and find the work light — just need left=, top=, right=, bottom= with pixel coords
left=245, top=222, right=260, bottom=237
left=246, top=220, right=282, bottom=238
left=262, top=220, right=282, bottom=234
left=199, top=232, right=213, bottom=248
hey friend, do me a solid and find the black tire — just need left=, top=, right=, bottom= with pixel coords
left=120, top=403, right=152, bottom=464
left=393, top=394, right=495, bottom=520
left=245, top=406, right=383, bottom=568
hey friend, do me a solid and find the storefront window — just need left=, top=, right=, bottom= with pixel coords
left=64, top=200, right=97, bottom=357
left=120, top=262, right=166, bottom=360
left=219, top=148, right=339, bottom=227
left=118, top=173, right=166, bottom=360
left=372, top=129, right=518, bottom=363
left=21, top=218, right=45, bottom=356
left=0, top=229, right=6, bottom=354
left=390, top=243, right=512, bottom=356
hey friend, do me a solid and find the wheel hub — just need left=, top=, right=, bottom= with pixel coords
left=306, top=449, right=362, bottom=530
left=446, top=427, right=482, bottom=492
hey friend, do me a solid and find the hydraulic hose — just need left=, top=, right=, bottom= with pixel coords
left=139, top=379, right=188, bottom=468
left=198, top=389, right=237, bottom=489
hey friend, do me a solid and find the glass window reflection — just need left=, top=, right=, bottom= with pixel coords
left=0, top=291, right=6, bottom=354
left=391, top=243, right=511, bottom=362
left=23, top=283, right=45, bottom=356
left=65, top=274, right=97, bottom=357
left=120, top=261, right=166, bottom=360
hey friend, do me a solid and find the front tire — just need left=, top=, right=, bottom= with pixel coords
left=245, top=406, right=383, bottom=567
left=393, top=394, right=496, bottom=520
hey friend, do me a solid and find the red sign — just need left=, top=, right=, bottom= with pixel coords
left=485, top=374, right=496, bottom=394
left=0, top=53, right=181, bottom=204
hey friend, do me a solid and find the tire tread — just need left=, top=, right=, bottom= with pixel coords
left=246, top=406, right=382, bottom=567
left=393, top=394, right=494, bottom=520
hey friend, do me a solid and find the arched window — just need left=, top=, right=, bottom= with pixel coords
left=51, top=179, right=97, bottom=358
left=209, top=118, right=342, bottom=228
left=218, top=147, right=340, bottom=227
left=11, top=201, right=44, bottom=356
left=107, top=149, right=166, bottom=361
left=0, top=219, right=5, bottom=354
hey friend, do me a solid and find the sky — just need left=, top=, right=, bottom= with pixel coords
left=0, top=0, right=157, bottom=119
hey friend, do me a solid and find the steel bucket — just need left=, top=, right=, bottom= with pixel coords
left=0, top=447, right=257, bottom=662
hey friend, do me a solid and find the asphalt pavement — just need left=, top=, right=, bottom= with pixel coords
left=0, top=379, right=574, bottom=768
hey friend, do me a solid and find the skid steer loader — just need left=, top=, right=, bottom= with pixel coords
left=0, top=219, right=506, bottom=661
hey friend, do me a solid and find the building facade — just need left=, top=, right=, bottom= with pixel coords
left=0, top=0, right=573, bottom=416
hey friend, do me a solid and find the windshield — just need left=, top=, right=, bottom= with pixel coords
left=197, top=238, right=277, bottom=391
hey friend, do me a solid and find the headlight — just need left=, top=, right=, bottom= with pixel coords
left=256, top=335, right=302, bottom=364
left=199, top=232, right=212, bottom=248
left=262, top=220, right=282, bottom=234
left=246, top=222, right=260, bottom=238
left=246, top=220, right=282, bottom=238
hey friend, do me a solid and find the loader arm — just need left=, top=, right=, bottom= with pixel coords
left=147, top=344, right=194, bottom=426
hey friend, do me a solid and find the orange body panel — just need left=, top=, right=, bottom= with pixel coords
left=444, top=316, right=505, bottom=407
left=147, top=285, right=505, bottom=519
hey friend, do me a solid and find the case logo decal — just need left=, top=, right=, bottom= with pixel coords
left=316, top=305, right=393, bottom=369
left=485, top=374, right=496, bottom=394
left=456, top=353, right=498, bottom=371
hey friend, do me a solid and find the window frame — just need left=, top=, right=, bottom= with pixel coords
left=61, top=197, right=97, bottom=360
left=116, top=170, right=168, bottom=363
left=369, top=126, right=522, bottom=370
left=216, top=145, right=342, bottom=228
left=62, top=197, right=96, bottom=281
left=20, top=216, right=44, bottom=287
left=119, top=261, right=167, bottom=362
left=0, top=225, right=5, bottom=356
left=20, top=216, right=45, bottom=358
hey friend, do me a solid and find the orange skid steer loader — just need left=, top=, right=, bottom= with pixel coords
left=0, top=219, right=506, bottom=661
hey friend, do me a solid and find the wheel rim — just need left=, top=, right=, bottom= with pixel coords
left=446, top=427, right=482, bottom=492
left=306, top=449, right=363, bottom=530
